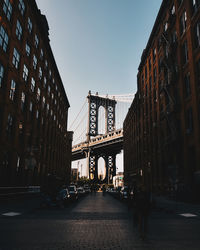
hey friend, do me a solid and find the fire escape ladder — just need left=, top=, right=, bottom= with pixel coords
left=160, top=30, right=178, bottom=142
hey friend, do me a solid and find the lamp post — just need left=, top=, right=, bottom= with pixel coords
left=80, top=164, right=83, bottom=178
left=77, top=161, right=80, bottom=179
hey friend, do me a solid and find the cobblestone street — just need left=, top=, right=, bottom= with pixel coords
left=0, top=193, right=200, bottom=250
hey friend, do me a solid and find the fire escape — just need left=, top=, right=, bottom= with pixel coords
left=159, top=11, right=181, bottom=186
left=159, top=11, right=179, bottom=145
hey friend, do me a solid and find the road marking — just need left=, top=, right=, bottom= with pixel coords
left=2, top=212, right=22, bottom=216
left=179, top=213, right=197, bottom=217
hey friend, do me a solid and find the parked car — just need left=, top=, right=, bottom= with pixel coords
left=58, top=187, right=70, bottom=206
left=40, top=187, right=70, bottom=208
left=77, top=187, right=86, bottom=197
left=68, top=185, right=78, bottom=201
left=83, top=185, right=91, bottom=193
left=120, top=186, right=129, bottom=200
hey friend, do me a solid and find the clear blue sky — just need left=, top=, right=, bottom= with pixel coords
left=36, top=0, right=162, bottom=127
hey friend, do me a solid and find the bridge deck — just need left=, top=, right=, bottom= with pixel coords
left=72, top=129, right=123, bottom=161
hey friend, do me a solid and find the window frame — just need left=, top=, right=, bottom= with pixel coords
left=9, top=79, right=16, bottom=101
left=0, top=63, right=4, bottom=87
left=12, top=48, right=20, bottom=69
left=0, top=25, right=9, bottom=52
left=3, top=0, right=12, bottom=21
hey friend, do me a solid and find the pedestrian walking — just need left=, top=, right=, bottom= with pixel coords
left=134, top=185, right=151, bottom=240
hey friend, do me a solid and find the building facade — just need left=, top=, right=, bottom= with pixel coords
left=0, top=0, right=73, bottom=187
left=124, top=0, right=200, bottom=199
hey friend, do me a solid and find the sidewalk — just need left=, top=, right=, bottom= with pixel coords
left=0, top=186, right=40, bottom=199
left=154, top=195, right=200, bottom=216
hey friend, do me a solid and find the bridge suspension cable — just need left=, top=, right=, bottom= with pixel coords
left=69, top=99, right=87, bottom=130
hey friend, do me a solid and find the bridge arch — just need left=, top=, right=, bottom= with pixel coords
left=98, top=157, right=106, bottom=180
left=98, top=106, right=106, bottom=135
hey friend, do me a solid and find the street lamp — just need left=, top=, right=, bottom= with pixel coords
left=80, top=164, right=83, bottom=178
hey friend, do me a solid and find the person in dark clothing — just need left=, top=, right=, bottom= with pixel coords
left=134, top=186, right=151, bottom=239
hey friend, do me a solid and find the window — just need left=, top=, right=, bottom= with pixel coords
left=37, top=88, right=40, bottom=101
left=184, top=73, right=191, bottom=98
left=177, top=0, right=183, bottom=7
left=27, top=17, right=32, bottom=33
left=153, top=89, right=157, bottom=103
left=148, top=57, right=151, bottom=71
left=25, top=43, right=30, bottom=56
left=33, top=55, right=37, bottom=69
left=31, top=77, right=35, bottom=92
left=0, top=63, right=4, bottom=87
left=191, top=0, right=200, bottom=15
left=180, top=11, right=187, bottom=35
left=42, top=96, right=45, bottom=108
left=16, top=20, right=22, bottom=40
left=3, top=0, right=12, bottom=21
left=19, top=122, right=23, bottom=136
left=43, top=76, right=47, bottom=87
left=6, top=114, right=13, bottom=137
left=49, top=69, right=52, bottom=79
left=29, top=102, right=33, bottom=112
left=153, top=68, right=157, bottom=84
left=196, top=58, right=200, bottom=87
left=34, top=34, right=39, bottom=48
left=164, top=22, right=168, bottom=32
left=21, top=92, right=25, bottom=111
left=36, top=110, right=39, bottom=119
left=153, top=48, right=156, bottom=62
left=194, top=22, right=200, bottom=48
left=46, top=104, right=49, bottom=115
left=182, top=41, right=188, bottom=65
left=171, top=4, right=175, bottom=15
left=38, top=67, right=42, bottom=80
left=22, top=64, right=28, bottom=82
left=45, top=60, right=48, bottom=69
left=9, top=80, right=16, bottom=100
left=186, top=107, right=193, bottom=134
left=145, top=84, right=148, bottom=97
left=145, top=66, right=147, bottom=79
left=12, top=48, right=20, bottom=69
left=40, top=49, right=44, bottom=60
left=149, top=77, right=152, bottom=91
left=0, top=25, right=9, bottom=52
left=172, top=30, right=177, bottom=43
left=18, top=0, right=25, bottom=15
left=16, top=156, right=20, bottom=172
left=48, top=85, right=51, bottom=96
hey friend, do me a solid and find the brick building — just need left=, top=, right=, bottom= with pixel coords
left=0, top=0, right=73, bottom=187
left=124, top=0, right=200, bottom=199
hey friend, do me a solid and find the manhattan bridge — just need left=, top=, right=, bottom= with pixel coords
left=70, top=91, right=134, bottom=183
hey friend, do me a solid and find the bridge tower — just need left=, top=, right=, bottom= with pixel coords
left=86, top=91, right=117, bottom=183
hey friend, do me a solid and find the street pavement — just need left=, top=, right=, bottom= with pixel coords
left=0, top=192, right=200, bottom=250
